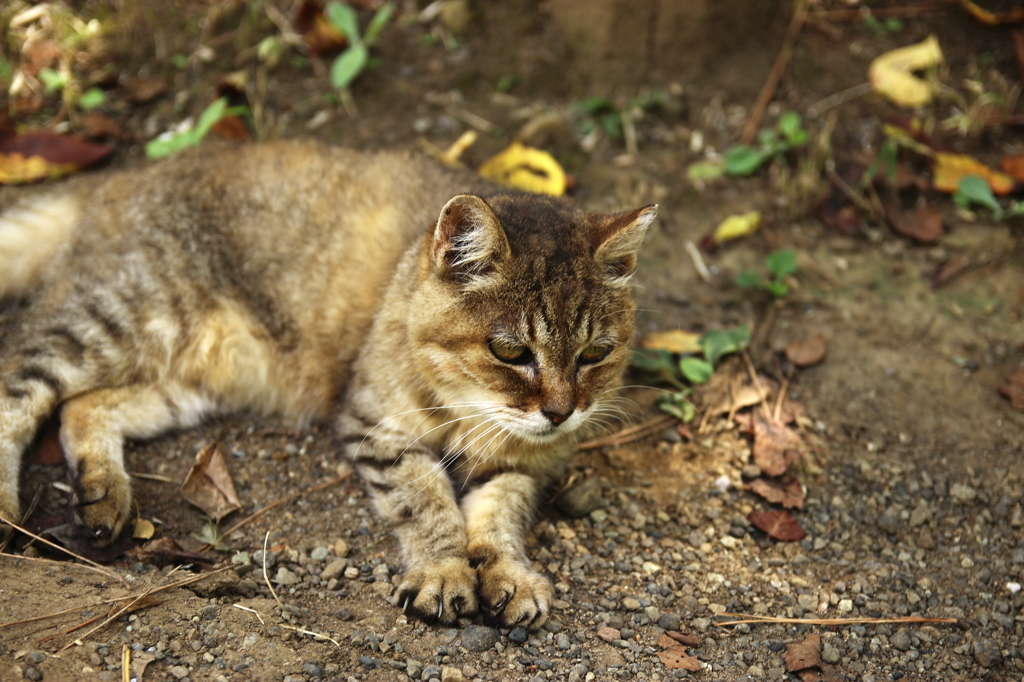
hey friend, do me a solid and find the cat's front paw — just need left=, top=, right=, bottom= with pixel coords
left=0, top=491, right=18, bottom=542
left=72, top=461, right=132, bottom=545
left=477, top=557, right=552, bottom=629
left=393, top=557, right=479, bottom=624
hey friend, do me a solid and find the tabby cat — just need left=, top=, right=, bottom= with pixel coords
left=0, top=140, right=654, bottom=628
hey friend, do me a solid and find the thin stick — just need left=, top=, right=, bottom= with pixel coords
left=0, top=484, right=44, bottom=553
left=262, top=531, right=284, bottom=611
left=57, top=567, right=231, bottom=652
left=233, top=604, right=264, bottom=625
left=807, top=82, right=873, bottom=117
left=773, top=375, right=790, bottom=423
left=742, top=351, right=774, bottom=423
left=715, top=612, right=957, bottom=627
left=129, top=472, right=175, bottom=483
left=281, top=624, right=341, bottom=646
left=577, top=414, right=677, bottom=450
left=825, top=166, right=880, bottom=221
left=684, top=240, right=712, bottom=282
left=0, top=519, right=124, bottom=584
left=122, top=644, right=130, bottom=682
left=200, top=473, right=351, bottom=551
left=741, top=0, right=809, bottom=144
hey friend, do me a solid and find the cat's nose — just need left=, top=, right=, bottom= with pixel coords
left=542, top=406, right=574, bottom=426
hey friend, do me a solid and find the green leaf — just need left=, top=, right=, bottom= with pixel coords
left=954, top=175, right=1000, bottom=214
left=330, top=43, right=369, bottom=90
left=576, top=96, right=614, bottom=115
left=77, top=87, right=106, bottom=110
left=656, top=392, right=696, bottom=423
left=778, top=111, right=802, bottom=140
left=687, top=160, right=725, bottom=182
left=727, top=324, right=751, bottom=351
left=326, top=1, right=361, bottom=43
left=735, top=270, right=765, bottom=290
left=757, top=128, right=779, bottom=147
left=767, top=280, right=789, bottom=298
left=723, top=145, right=770, bottom=176
left=631, top=348, right=675, bottom=374
left=192, top=98, right=229, bottom=139
left=364, top=2, right=394, bottom=46
left=599, top=111, right=623, bottom=139
left=765, top=248, right=798, bottom=278
left=170, top=53, right=189, bottom=69
left=193, top=521, right=227, bottom=551
left=39, top=67, right=65, bottom=93
left=680, top=357, right=714, bottom=384
left=699, top=326, right=749, bottom=368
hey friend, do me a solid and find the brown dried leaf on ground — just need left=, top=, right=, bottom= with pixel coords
left=125, top=76, right=168, bottom=105
left=78, top=112, right=123, bottom=140
left=742, top=411, right=808, bottom=476
left=998, top=368, right=1024, bottom=412
left=180, top=442, right=241, bottom=522
left=745, top=476, right=805, bottom=509
left=932, top=152, right=1015, bottom=195
left=1001, top=153, right=1024, bottom=182
left=655, top=633, right=701, bottom=671
left=785, top=335, right=828, bottom=368
left=748, top=509, right=807, bottom=542
left=296, top=0, right=349, bottom=56
left=0, top=131, right=112, bottom=184
left=127, top=536, right=214, bottom=568
left=659, top=631, right=701, bottom=648
left=888, top=204, right=944, bottom=244
left=931, top=254, right=970, bottom=288
left=784, top=633, right=822, bottom=672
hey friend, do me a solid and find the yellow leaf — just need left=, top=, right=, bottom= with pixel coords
left=0, top=153, right=77, bottom=184
left=933, top=152, right=1015, bottom=195
left=712, top=211, right=761, bottom=244
left=478, top=142, right=566, bottom=196
left=868, top=35, right=943, bottom=108
left=640, top=330, right=703, bottom=355
left=132, top=518, right=156, bottom=540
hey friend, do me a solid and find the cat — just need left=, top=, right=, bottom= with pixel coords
left=0, top=139, right=655, bottom=628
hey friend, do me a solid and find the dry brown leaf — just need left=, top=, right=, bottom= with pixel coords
left=596, top=625, right=620, bottom=642
left=931, top=254, right=969, bottom=289
left=128, top=536, right=214, bottom=567
left=0, top=131, right=112, bottom=184
left=1001, top=153, right=1024, bottom=182
left=785, top=633, right=822, bottom=672
left=785, top=335, right=828, bottom=368
left=744, top=411, right=807, bottom=477
left=745, top=476, right=805, bottom=510
left=79, top=112, right=123, bottom=140
left=296, top=0, right=349, bottom=55
left=656, top=647, right=701, bottom=671
left=662, top=631, right=701, bottom=648
left=748, top=509, right=807, bottom=542
left=639, top=329, right=702, bottom=354
left=998, top=368, right=1024, bottom=412
left=180, top=442, right=241, bottom=522
left=932, top=152, right=1015, bottom=195
left=125, top=76, right=168, bottom=105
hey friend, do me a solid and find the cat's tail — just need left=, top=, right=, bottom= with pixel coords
left=0, top=194, right=81, bottom=299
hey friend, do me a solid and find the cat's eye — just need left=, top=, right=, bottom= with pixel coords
left=489, top=339, right=533, bottom=365
left=579, top=343, right=612, bottom=365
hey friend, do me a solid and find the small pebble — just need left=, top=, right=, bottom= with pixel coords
left=973, top=639, right=1002, bottom=668
left=890, top=629, right=911, bottom=651
left=310, top=546, right=329, bottom=562
left=508, top=626, right=528, bottom=644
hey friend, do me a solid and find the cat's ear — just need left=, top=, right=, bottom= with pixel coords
left=432, top=195, right=511, bottom=284
left=590, top=205, right=657, bottom=284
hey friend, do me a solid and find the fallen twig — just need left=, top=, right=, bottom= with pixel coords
left=262, top=531, right=285, bottom=612
left=742, top=0, right=809, bottom=144
left=233, top=604, right=264, bottom=625
left=577, top=414, right=677, bottom=450
left=0, top=520, right=124, bottom=585
left=715, top=612, right=958, bottom=627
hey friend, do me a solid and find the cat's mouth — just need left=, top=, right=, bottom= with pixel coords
left=505, top=409, right=583, bottom=443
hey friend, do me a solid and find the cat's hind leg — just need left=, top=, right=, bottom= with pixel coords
left=59, top=383, right=216, bottom=543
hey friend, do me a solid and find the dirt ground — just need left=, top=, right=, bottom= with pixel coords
left=1, top=1, right=1023, bottom=681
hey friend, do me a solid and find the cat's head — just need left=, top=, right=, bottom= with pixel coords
left=408, top=193, right=655, bottom=445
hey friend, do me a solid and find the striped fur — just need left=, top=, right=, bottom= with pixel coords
left=0, top=141, right=653, bottom=629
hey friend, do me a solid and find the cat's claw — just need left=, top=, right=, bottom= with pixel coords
left=72, top=462, right=132, bottom=546
left=478, top=558, right=552, bottom=629
left=392, top=557, right=478, bottom=625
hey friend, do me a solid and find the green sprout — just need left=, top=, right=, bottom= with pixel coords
left=722, top=111, right=809, bottom=177
left=633, top=324, right=752, bottom=422
left=736, top=248, right=799, bottom=298
left=953, top=175, right=1024, bottom=221
left=326, top=1, right=394, bottom=90
left=145, top=98, right=247, bottom=159
left=572, top=91, right=664, bottom=142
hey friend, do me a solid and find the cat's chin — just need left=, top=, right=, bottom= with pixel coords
left=506, top=417, right=583, bottom=446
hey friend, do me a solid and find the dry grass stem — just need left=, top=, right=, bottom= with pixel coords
left=233, top=604, right=264, bottom=625
left=262, top=531, right=285, bottom=612
left=1, top=520, right=124, bottom=585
